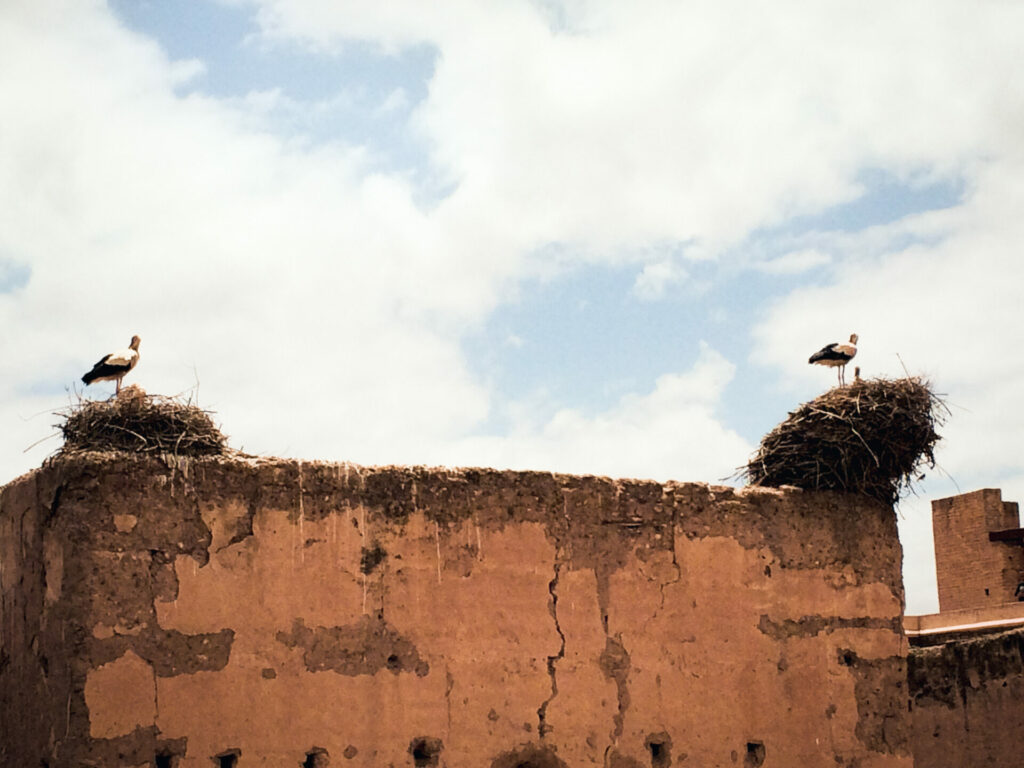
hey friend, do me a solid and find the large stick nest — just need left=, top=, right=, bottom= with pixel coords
left=744, top=377, right=946, bottom=504
left=57, top=385, right=227, bottom=457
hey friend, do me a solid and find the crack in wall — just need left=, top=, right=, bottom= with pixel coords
left=660, top=502, right=683, bottom=611
left=215, top=495, right=257, bottom=553
left=152, top=657, right=160, bottom=722
left=47, top=482, right=65, bottom=525
left=445, top=668, right=454, bottom=741
left=376, top=529, right=389, bottom=626
left=537, top=557, right=566, bottom=738
left=297, top=461, right=306, bottom=565
left=3, top=457, right=910, bottom=765
left=599, top=634, right=631, bottom=750
left=640, top=511, right=683, bottom=636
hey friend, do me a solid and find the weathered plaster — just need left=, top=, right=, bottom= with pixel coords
left=84, top=650, right=157, bottom=739
left=2, top=454, right=910, bottom=767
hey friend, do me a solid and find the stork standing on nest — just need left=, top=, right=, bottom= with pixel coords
left=808, top=333, right=858, bottom=386
left=82, top=335, right=141, bottom=393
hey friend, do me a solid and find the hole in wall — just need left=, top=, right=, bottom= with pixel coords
left=155, top=741, right=187, bottom=767
left=644, top=732, right=672, bottom=768
left=490, top=744, right=567, bottom=768
left=360, top=543, right=387, bottom=574
left=838, top=648, right=857, bottom=666
left=302, top=747, right=330, bottom=767
left=409, top=737, right=443, bottom=768
left=214, top=749, right=241, bottom=767
left=744, top=741, right=766, bottom=767
left=387, top=654, right=401, bottom=671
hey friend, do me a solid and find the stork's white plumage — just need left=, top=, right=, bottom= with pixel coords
left=808, top=333, right=858, bottom=386
left=82, top=335, right=141, bottom=393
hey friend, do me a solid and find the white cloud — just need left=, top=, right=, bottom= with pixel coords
left=0, top=2, right=492, bottom=477
left=755, top=249, right=831, bottom=275
left=897, top=497, right=940, bottom=615
left=3, top=0, right=1024, bottom=621
left=632, top=260, right=687, bottom=300
left=438, top=343, right=750, bottom=482
left=241, top=0, right=1024, bottom=258
left=750, top=157, right=1024, bottom=614
left=168, top=58, right=206, bottom=86
left=376, top=87, right=410, bottom=115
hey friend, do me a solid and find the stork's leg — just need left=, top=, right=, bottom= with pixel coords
left=116, top=377, right=122, bottom=394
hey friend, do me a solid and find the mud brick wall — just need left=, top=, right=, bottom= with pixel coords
left=1, top=454, right=911, bottom=767
left=932, top=489, right=1023, bottom=612
left=908, top=628, right=1024, bottom=768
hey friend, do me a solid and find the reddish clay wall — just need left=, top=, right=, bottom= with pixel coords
left=932, top=489, right=1023, bottom=611
left=1, top=454, right=910, bottom=767
left=908, top=628, right=1024, bottom=767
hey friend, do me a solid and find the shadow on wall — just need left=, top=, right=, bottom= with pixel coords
left=491, top=744, right=566, bottom=768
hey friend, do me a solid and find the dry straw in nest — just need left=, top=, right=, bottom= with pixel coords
left=744, top=376, right=946, bottom=505
left=57, top=385, right=227, bottom=457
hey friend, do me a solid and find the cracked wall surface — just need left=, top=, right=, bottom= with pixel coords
left=909, top=627, right=1024, bottom=768
left=1, top=454, right=910, bottom=767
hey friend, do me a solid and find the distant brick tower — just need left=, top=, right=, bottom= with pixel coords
left=932, top=489, right=1023, bottom=612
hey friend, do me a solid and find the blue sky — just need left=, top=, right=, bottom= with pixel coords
left=110, top=0, right=440, bottom=182
left=2, top=0, right=1023, bottom=614
left=470, top=167, right=964, bottom=444
left=111, top=0, right=436, bottom=102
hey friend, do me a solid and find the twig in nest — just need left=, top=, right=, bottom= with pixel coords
left=54, top=387, right=227, bottom=457
left=741, top=376, right=946, bottom=505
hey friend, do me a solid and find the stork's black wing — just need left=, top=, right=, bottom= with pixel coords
left=82, top=354, right=132, bottom=384
left=809, top=343, right=842, bottom=364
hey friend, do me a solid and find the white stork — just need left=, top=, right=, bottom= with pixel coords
left=82, top=335, right=141, bottom=393
left=808, top=333, right=858, bottom=386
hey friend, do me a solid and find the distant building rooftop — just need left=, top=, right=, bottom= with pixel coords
left=905, top=601, right=1024, bottom=647
left=905, top=488, right=1024, bottom=646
